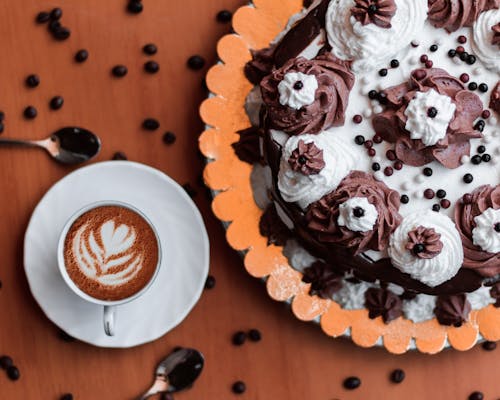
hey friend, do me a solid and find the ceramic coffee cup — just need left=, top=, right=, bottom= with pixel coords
left=57, top=200, right=162, bottom=336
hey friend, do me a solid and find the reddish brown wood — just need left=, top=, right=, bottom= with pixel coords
left=0, top=1, right=498, bottom=399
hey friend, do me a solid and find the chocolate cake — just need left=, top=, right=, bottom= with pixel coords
left=238, top=0, right=500, bottom=325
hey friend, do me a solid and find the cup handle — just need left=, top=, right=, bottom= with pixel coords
left=103, top=305, right=117, bottom=336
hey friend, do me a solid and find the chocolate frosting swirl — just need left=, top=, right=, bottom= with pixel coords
left=259, top=203, right=292, bottom=246
left=372, top=68, right=483, bottom=168
left=260, top=53, right=355, bottom=135
left=492, top=22, right=500, bottom=46
left=288, top=139, right=325, bottom=175
left=301, top=261, right=343, bottom=298
left=454, top=184, right=500, bottom=277
left=244, top=47, right=276, bottom=86
left=351, top=0, right=397, bottom=29
left=405, top=226, right=444, bottom=259
left=364, top=287, right=403, bottom=323
left=434, top=293, right=471, bottom=327
left=428, top=0, right=500, bottom=32
left=305, top=171, right=402, bottom=255
left=232, top=127, right=262, bottom=164
left=490, top=81, right=500, bottom=114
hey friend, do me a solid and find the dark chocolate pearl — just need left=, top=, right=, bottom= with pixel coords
left=459, top=52, right=469, bottom=62
left=298, top=155, right=307, bottom=165
left=377, top=92, right=388, bottom=104
left=468, top=82, right=478, bottom=91
left=463, top=173, right=473, bottom=184
left=0, top=356, right=13, bottom=369
left=448, top=49, right=456, bottom=57
left=232, top=381, right=246, bottom=394
left=458, top=35, right=467, bottom=44
left=112, top=65, right=128, bottom=77
left=293, top=81, right=304, bottom=90
left=354, top=135, right=365, bottom=145
left=482, top=341, right=497, bottom=351
left=232, top=331, right=246, bottom=346
left=425, top=60, right=433, bottom=68
left=187, top=55, right=206, bottom=70
left=494, top=223, right=500, bottom=233
left=144, top=61, right=160, bottom=74
left=6, top=365, right=20, bottom=381
left=432, top=204, right=441, bottom=212
left=481, top=154, right=491, bottom=162
left=23, top=106, right=37, bottom=119
left=379, top=68, right=388, bottom=77
left=75, top=49, right=89, bottom=63
left=50, top=96, right=64, bottom=110
left=427, top=107, right=438, bottom=118
left=471, top=155, right=482, bottom=165
left=368, top=148, right=376, bottom=157
left=204, top=275, right=216, bottom=289
left=368, top=4, right=378, bottom=13
left=436, top=189, right=446, bottom=199
left=478, top=83, right=488, bottom=93
left=373, top=135, right=382, bottom=144
left=482, top=110, right=491, bottom=119
left=60, top=394, right=73, bottom=400
left=430, top=44, right=438, bottom=52
left=457, top=46, right=466, bottom=53
left=394, top=161, right=403, bottom=171
left=390, top=369, right=405, bottom=383
left=468, top=392, right=484, bottom=400
left=248, top=329, right=262, bottom=342
left=390, top=59, right=399, bottom=68
left=364, top=140, right=373, bottom=149
left=36, top=11, right=51, bottom=24
left=216, top=10, right=233, bottom=23
left=112, top=151, right=127, bottom=161
left=162, top=131, right=177, bottom=145
left=143, top=118, right=160, bottom=131
left=143, top=43, right=157, bottom=55
left=386, top=150, right=397, bottom=161
left=26, top=74, right=40, bottom=88
left=50, top=7, right=62, bottom=20
left=420, top=54, right=428, bottom=63
left=127, top=1, right=143, bottom=14
left=423, top=167, right=433, bottom=177
left=440, top=199, right=451, bottom=209
left=384, top=167, right=394, bottom=176
left=372, top=162, right=381, bottom=171
left=467, top=55, right=477, bottom=65
left=460, top=73, right=470, bottom=83
left=400, top=195, right=409, bottom=204
left=477, top=145, right=486, bottom=154
left=368, top=90, right=378, bottom=99
left=353, top=207, right=365, bottom=218
left=424, top=189, right=435, bottom=199
left=343, top=376, right=361, bottom=390
left=53, top=26, right=71, bottom=40
left=352, top=114, right=362, bottom=124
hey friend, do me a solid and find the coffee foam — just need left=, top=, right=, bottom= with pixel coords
left=64, top=206, right=159, bottom=301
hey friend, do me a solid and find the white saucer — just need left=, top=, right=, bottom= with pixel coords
left=24, top=161, right=209, bottom=348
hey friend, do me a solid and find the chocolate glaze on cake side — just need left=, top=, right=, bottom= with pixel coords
left=236, top=0, right=500, bottom=325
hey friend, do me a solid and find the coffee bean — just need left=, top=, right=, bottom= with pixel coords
left=112, top=151, right=128, bottom=161
left=127, top=1, right=143, bottom=14
left=60, top=394, right=73, bottom=400
left=6, top=365, right=20, bottom=381
left=0, top=111, right=4, bottom=121
left=143, top=118, right=160, bottom=131
left=162, top=131, right=177, bottom=145
left=469, top=392, right=484, bottom=400
left=390, top=369, right=405, bottom=383
left=232, top=381, right=246, bottom=394
left=482, top=341, right=497, bottom=351
left=144, top=61, right=160, bottom=74
left=58, top=329, right=76, bottom=342
left=248, top=329, right=262, bottom=342
left=216, top=10, right=232, bottom=23
left=232, top=331, right=246, bottom=346
left=187, top=55, right=205, bottom=70
left=343, top=376, right=361, bottom=390
left=204, top=275, right=216, bottom=289
left=50, top=96, right=64, bottom=110
left=36, top=11, right=51, bottom=24
left=23, top=106, right=37, bottom=119
left=75, top=49, right=89, bottom=63
left=53, top=26, right=71, bottom=40
left=50, top=8, right=62, bottom=20
left=143, top=43, right=157, bottom=55
left=182, top=183, right=197, bottom=198
left=112, top=65, right=128, bottom=77
left=0, top=356, right=13, bottom=369
left=0, top=123, right=4, bottom=134
left=26, top=74, right=40, bottom=88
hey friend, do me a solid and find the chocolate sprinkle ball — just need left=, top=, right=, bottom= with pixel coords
left=343, top=376, right=361, bottom=390
left=187, top=55, right=206, bottom=70
left=232, top=381, right=246, bottom=394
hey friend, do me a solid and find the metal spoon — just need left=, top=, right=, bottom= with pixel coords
left=0, top=127, right=101, bottom=164
left=138, top=348, right=204, bottom=399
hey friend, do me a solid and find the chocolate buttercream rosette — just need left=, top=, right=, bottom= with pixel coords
left=260, top=53, right=355, bottom=135
left=305, top=171, right=402, bottom=255
left=372, top=68, right=483, bottom=169
left=454, top=184, right=500, bottom=277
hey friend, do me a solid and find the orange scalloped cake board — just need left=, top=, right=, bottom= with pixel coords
left=199, top=0, right=500, bottom=354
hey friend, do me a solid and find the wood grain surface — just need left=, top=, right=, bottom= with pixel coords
left=0, top=1, right=498, bottom=399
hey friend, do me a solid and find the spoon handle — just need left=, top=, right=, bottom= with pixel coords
left=0, top=138, right=42, bottom=147
left=137, top=377, right=169, bottom=400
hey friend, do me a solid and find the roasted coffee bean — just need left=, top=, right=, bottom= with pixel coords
left=6, top=365, right=20, bottom=381
left=58, top=329, right=76, bottom=342
left=468, top=392, right=484, bottom=400
left=0, top=356, right=13, bottom=369
left=343, top=376, right=361, bottom=390
left=127, top=1, right=143, bottom=14
left=144, top=61, right=160, bottom=74
left=248, top=329, right=262, bottom=342
left=112, top=65, right=128, bottom=77
left=482, top=341, right=497, bottom=351
left=204, top=275, right=216, bottom=289
left=216, top=10, right=232, bottom=23
left=232, top=381, right=246, bottom=394
left=143, top=43, right=157, bottom=55
left=187, top=55, right=205, bottom=70
left=60, top=394, right=73, bottom=400
left=36, top=11, right=51, bottom=24
left=143, top=118, right=160, bottom=131
left=112, top=151, right=128, bottom=161
left=23, top=106, right=37, bottom=119
left=162, top=131, right=177, bottom=145
left=390, top=369, right=405, bottom=383
left=50, top=8, right=62, bottom=20
left=50, top=96, right=64, bottom=110
left=232, top=331, right=246, bottom=346
left=53, top=26, right=71, bottom=40
left=26, top=74, right=40, bottom=88
left=75, top=49, right=89, bottom=63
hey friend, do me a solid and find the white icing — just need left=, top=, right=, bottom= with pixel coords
left=325, top=0, right=428, bottom=72
left=337, top=197, right=378, bottom=232
left=402, top=294, right=437, bottom=322
left=278, top=131, right=361, bottom=209
left=278, top=72, right=318, bottom=110
left=283, top=239, right=318, bottom=273
left=71, top=220, right=143, bottom=286
left=404, top=89, right=456, bottom=146
left=388, top=210, right=464, bottom=287
left=472, top=207, right=500, bottom=253
left=467, top=285, right=497, bottom=310
left=472, top=9, right=500, bottom=73
left=332, top=280, right=375, bottom=309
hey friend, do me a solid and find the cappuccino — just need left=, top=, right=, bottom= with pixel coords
left=63, top=205, right=159, bottom=301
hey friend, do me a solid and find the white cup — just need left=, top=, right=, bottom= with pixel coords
left=57, top=200, right=162, bottom=336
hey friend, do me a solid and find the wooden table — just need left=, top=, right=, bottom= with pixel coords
left=0, top=1, right=498, bottom=399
